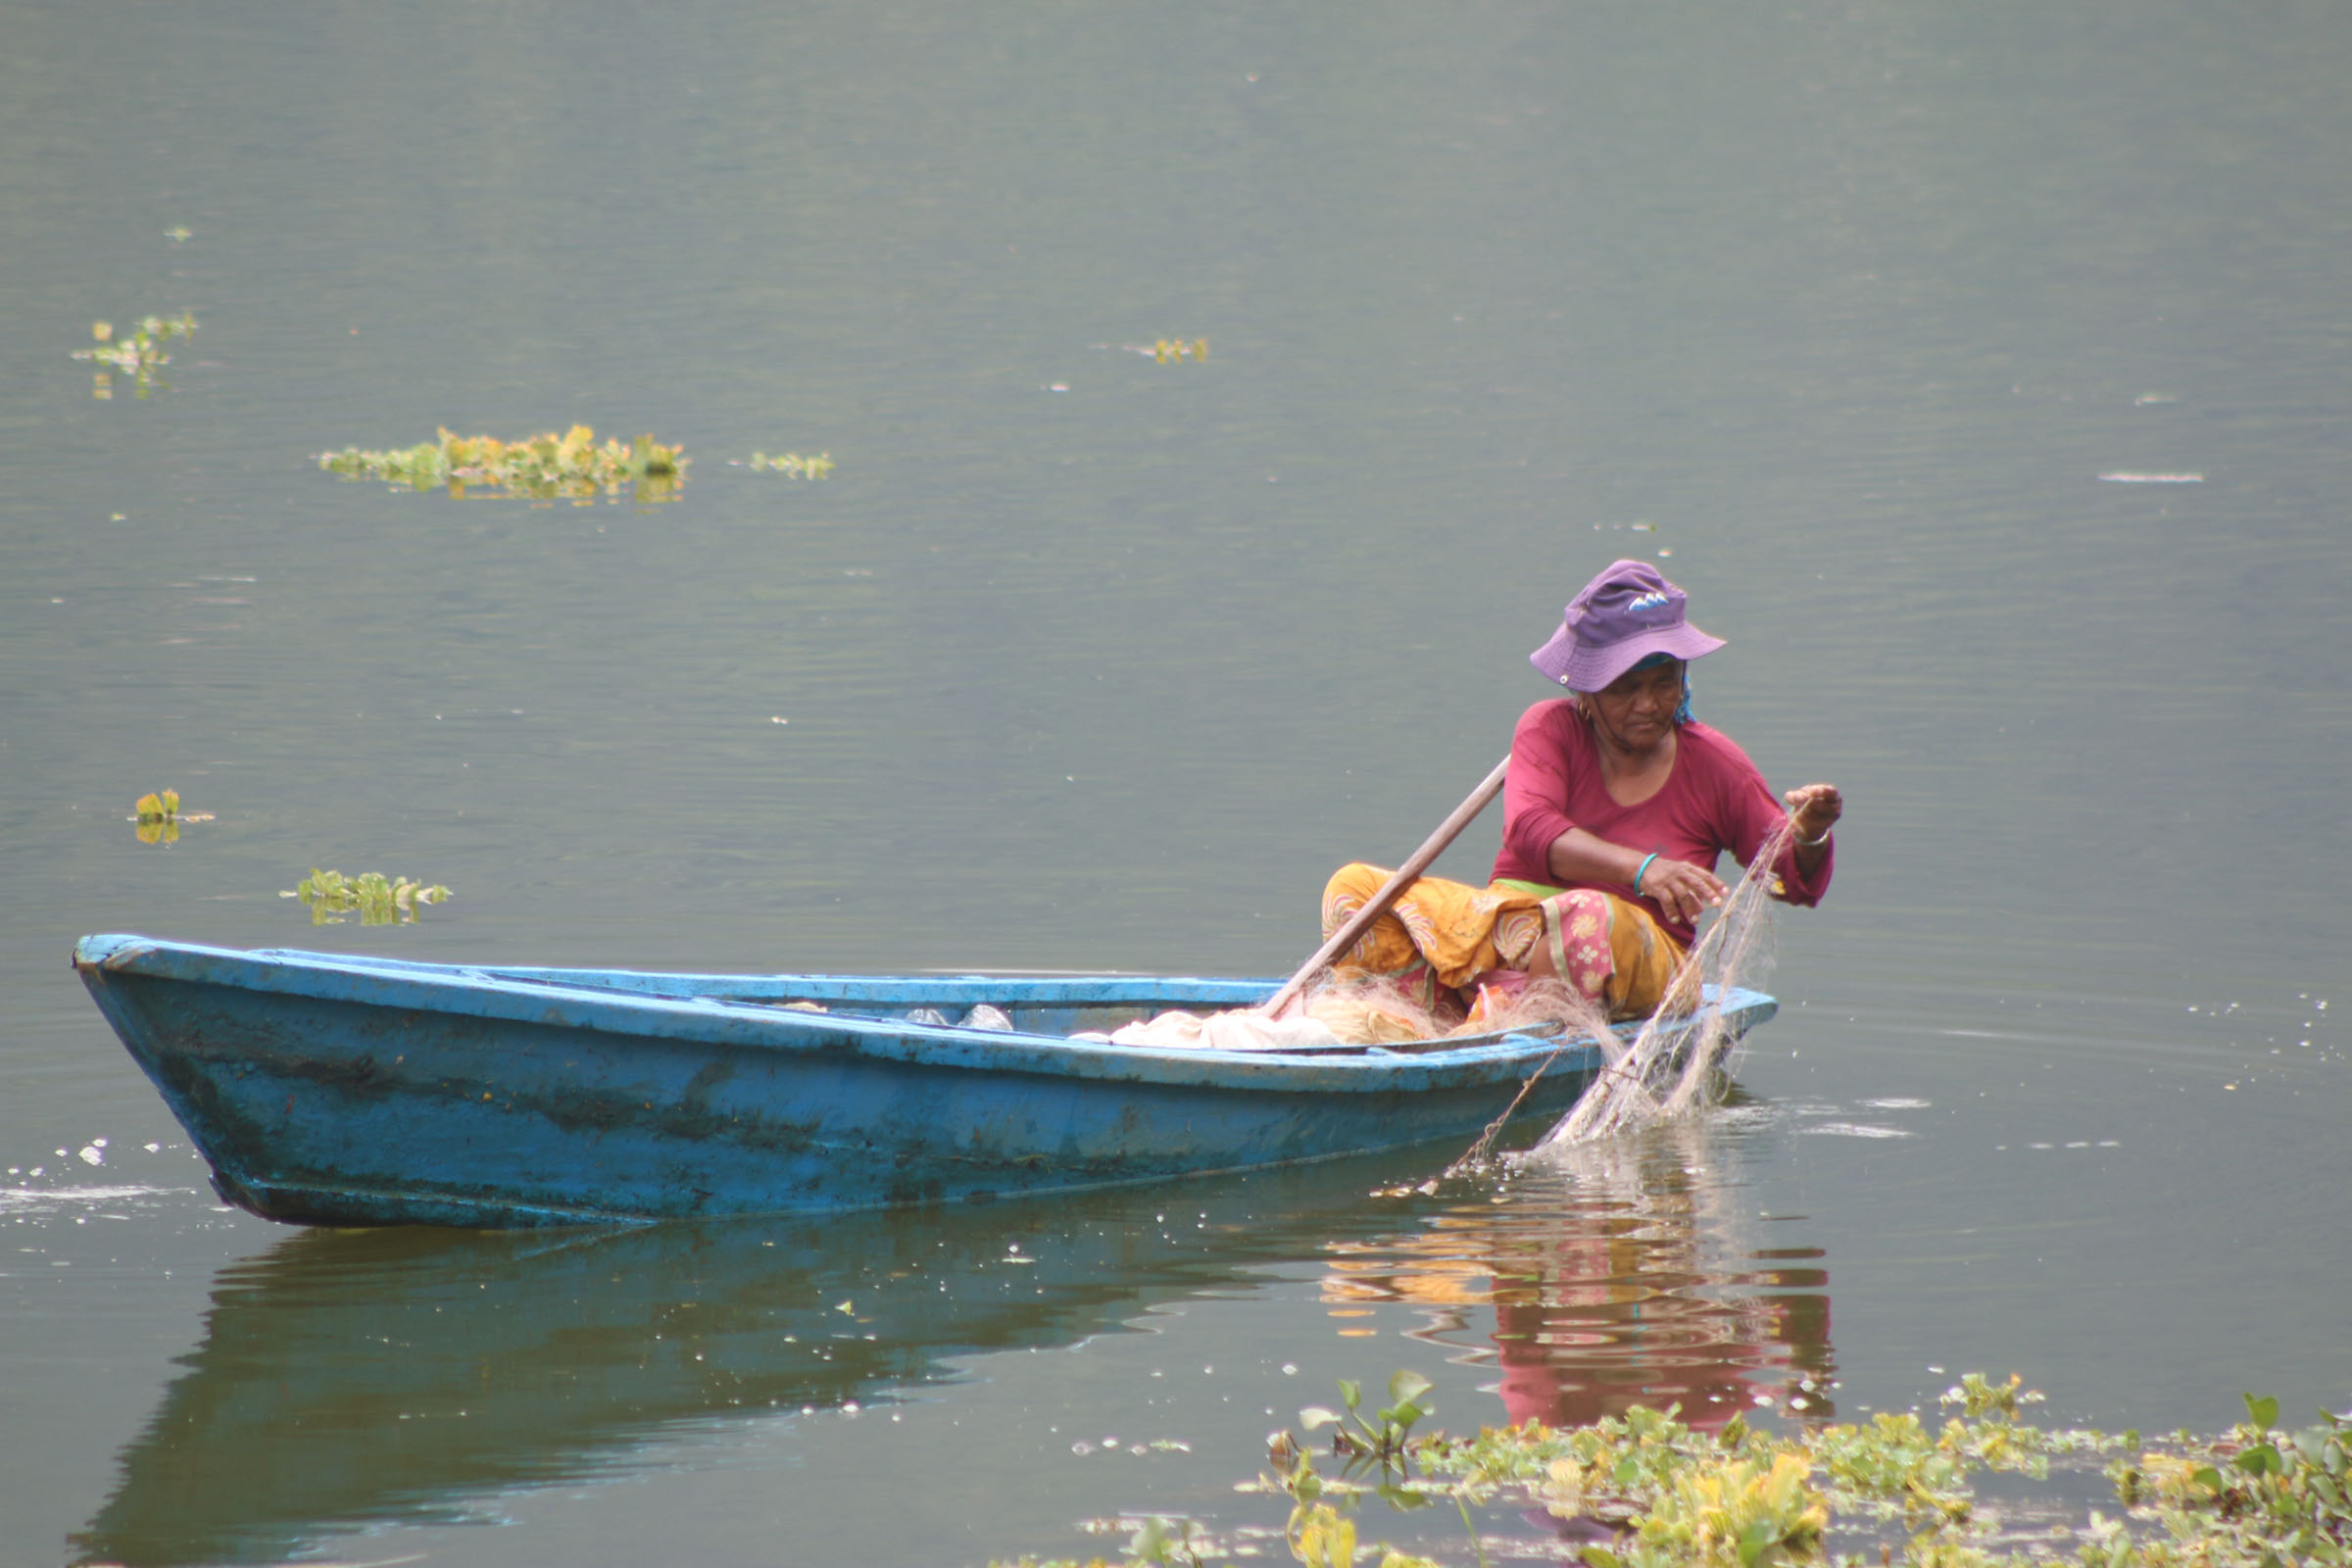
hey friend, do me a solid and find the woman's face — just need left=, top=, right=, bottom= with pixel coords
left=1584, top=660, right=1685, bottom=750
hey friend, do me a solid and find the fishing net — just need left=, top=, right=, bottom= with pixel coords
left=1301, top=972, right=1613, bottom=1045
left=1098, top=972, right=1609, bottom=1052
left=1524, top=817, right=1794, bottom=1152
left=1099, top=819, right=1792, bottom=1163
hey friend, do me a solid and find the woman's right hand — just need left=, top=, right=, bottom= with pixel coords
left=1637, top=856, right=1725, bottom=924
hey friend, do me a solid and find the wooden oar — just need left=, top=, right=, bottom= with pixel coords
left=1261, top=756, right=1511, bottom=1017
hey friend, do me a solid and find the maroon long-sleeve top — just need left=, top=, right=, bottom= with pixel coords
left=1491, top=700, right=1833, bottom=949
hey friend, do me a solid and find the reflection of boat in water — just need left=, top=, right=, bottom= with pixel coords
left=71, top=1152, right=1447, bottom=1567
left=1318, top=1109, right=1834, bottom=1428
left=74, top=1115, right=1834, bottom=1566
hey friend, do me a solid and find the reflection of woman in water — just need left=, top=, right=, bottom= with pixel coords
left=1320, top=1122, right=1834, bottom=1432
left=1489, top=1226, right=1832, bottom=1433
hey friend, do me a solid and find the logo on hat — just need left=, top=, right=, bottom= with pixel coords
left=1527, top=560, right=1725, bottom=693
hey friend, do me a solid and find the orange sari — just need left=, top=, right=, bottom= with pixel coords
left=1319, top=863, right=1684, bottom=1020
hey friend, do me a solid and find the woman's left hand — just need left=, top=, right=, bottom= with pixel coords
left=1784, top=782, right=1842, bottom=842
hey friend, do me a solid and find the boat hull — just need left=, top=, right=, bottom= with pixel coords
left=73, top=934, right=1776, bottom=1227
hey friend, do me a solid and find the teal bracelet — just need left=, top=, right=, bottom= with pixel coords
left=1632, top=853, right=1659, bottom=894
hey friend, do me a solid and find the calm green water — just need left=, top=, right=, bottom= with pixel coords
left=4, top=1, right=2347, bottom=1562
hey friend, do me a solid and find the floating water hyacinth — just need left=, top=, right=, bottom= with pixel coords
left=318, top=426, right=688, bottom=503
left=282, top=869, right=451, bottom=926
left=1102, top=337, right=1209, bottom=363
left=73, top=314, right=198, bottom=399
left=748, top=452, right=833, bottom=478
left=995, top=1371, right=2351, bottom=1568
left=126, top=789, right=215, bottom=846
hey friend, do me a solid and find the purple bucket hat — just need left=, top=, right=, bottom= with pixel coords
left=1528, top=560, right=1725, bottom=691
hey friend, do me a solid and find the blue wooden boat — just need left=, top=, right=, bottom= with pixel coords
left=72, top=933, right=1777, bottom=1227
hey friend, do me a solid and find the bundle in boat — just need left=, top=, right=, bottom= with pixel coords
left=1091, top=973, right=1609, bottom=1054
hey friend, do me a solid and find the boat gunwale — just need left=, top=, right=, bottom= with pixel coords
left=72, top=934, right=1774, bottom=1094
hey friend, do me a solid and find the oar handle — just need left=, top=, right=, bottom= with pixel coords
left=1262, top=755, right=1512, bottom=1017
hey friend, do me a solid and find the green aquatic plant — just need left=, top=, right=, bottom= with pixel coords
left=1126, top=1517, right=1217, bottom=1567
left=1107, top=337, right=1208, bottom=363
left=1285, top=1375, right=1456, bottom=1568
left=73, top=313, right=198, bottom=399
left=1944, top=1373, right=2038, bottom=1421
left=282, top=869, right=451, bottom=926
left=1624, top=1449, right=1827, bottom=1566
left=992, top=1373, right=2349, bottom=1568
left=1301, top=1371, right=1439, bottom=1477
left=2107, top=1395, right=2351, bottom=1568
left=126, top=789, right=215, bottom=846
left=318, top=425, right=688, bottom=503
left=749, top=452, right=833, bottom=478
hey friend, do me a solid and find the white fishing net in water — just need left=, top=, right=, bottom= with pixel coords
left=1525, top=817, right=1794, bottom=1152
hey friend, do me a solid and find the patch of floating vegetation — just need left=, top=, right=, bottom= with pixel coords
left=748, top=452, right=833, bottom=478
left=127, top=789, right=214, bottom=846
left=318, top=426, right=688, bottom=503
left=1102, top=338, right=1210, bottom=364
left=282, top=869, right=451, bottom=926
left=995, top=1373, right=2351, bottom=1568
left=74, top=314, right=198, bottom=399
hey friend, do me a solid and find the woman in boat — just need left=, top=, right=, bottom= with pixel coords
left=1321, top=560, right=1842, bottom=1021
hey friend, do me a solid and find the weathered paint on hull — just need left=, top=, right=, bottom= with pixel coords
left=73, top=934, right=1776, bottom=1228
